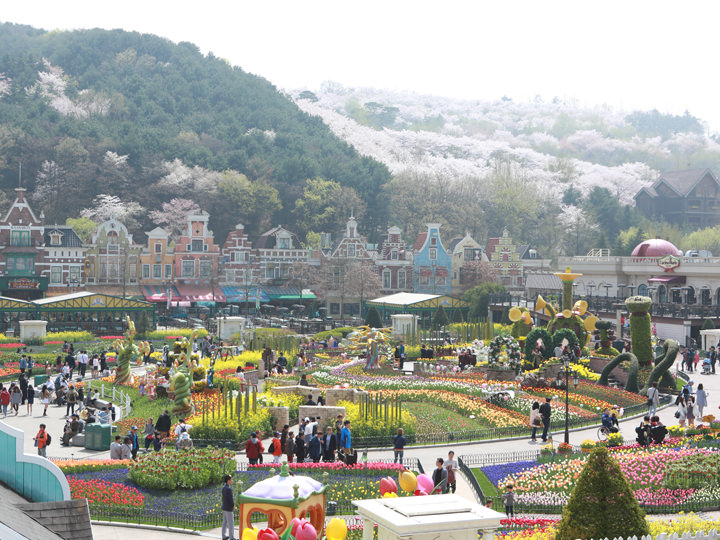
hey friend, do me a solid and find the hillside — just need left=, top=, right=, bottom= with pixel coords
left=291, top=84, right=720, bottom=256
left=0, top=23, right=391, bottom=242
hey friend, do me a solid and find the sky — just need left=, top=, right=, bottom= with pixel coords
left=3, top=1, right=720, bottom=130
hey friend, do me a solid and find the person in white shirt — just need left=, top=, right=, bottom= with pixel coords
left=175, top=419, right=191, bottom=438
left=304, top=417, right=317, bottom=437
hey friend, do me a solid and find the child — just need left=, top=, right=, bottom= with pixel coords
left=502, top=485, right=515, bottom=517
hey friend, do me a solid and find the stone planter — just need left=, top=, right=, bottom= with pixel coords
left=265, top=406, right=289, bottom=431
left=485, top=367, right=518, bottom=382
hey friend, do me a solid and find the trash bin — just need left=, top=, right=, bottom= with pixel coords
left=326, top=501, right=337, bottom=516
left=85, top=423, right=112, bottom=451
left=34, top=375, right=48, bottom=386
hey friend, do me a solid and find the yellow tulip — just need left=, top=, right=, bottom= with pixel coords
left=242, top=527, right=259, bottom=540
left=325, top=518, right=348, bottom=540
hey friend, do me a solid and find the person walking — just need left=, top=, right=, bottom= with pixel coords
left=19, top=374, right=28, bottom=405
left=538, top=397, right=552, bottom=442
left=128, top=425, right=140, bottom=460
left=393, top=428, right=406, bottom=465
left=711, top=346, right=717, bottom=374
left=686, top=396, right=697, bottom=426
left=0, top=385, right=9, bottom=417
left=10, top=386, right=21, bottom=415
left=65, top=385, right=78, bottom=416
left=42, top=385, right=50, bottom=416
left=155, top=410, right=171, bottom=440
left=245, top=433, right=262, bottom=465
left=26, top=384, right=34, bottom=415
left=445, top=451, right=458, bottom=494
left=270, top=432, right=283, bottom=464
left=647, top=381, right=660, bottom=418
left=431, top=458, right=448, bottom=494
left=34, top=424, right=49, bottom=457
left=502, top=485, right=515, bottom=517
left=696, top=383, right=708, bottom=418
left=221, top=475, right=236, bottom=540
left=529, top=401, right=541, bottom=442
left=142, top=418, right=154, bottom=451
left=676, top=395, right=687, bottom=427
left=294, top=432, right=306, bottom=463
left=308, top=432, right=321, bottom=463
left=340, top=420, right=352, bottom=451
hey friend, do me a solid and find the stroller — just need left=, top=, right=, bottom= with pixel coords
left=337, top=448, right=357, bottom=466
left=702, top=357, right=712, bottom=375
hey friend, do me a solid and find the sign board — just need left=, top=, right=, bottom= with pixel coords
left=9, top=278, right=41, bottom=289
left=657, top=254, right=681, bottom=272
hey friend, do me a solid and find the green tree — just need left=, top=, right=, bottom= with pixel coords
left=555, top=445, right=648, bottom=540
left=293, top=177, right=343, bottom=237
left=364, top=306, right=382, bottom=328
left=431, top=306, right=449, bottom=329
left=463, top=283, right=507, bottom=320
left=65, top=217, right=98, bottom=243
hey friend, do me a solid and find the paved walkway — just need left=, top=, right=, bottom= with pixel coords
left=2, top=357, right=714, bottom=539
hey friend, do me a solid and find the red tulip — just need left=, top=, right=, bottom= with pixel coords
left=258, top=528, right=280, bottom=540
left=294, top=520, right=317, bottom=540
left=379, top=477, right=397, bottom=495
left=413, top=489, right=428, bottom=496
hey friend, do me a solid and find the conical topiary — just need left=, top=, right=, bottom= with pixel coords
left=364, top=306, right=382, bottom=328
left=555, top=445, right=648, bottom=540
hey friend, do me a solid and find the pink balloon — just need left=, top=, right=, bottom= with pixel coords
left=416, top=473, right=434, bottom=494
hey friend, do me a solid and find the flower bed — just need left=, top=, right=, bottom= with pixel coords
left=127, top=447, right=236, bottom=490
left=67, top=477, right=144, bottom=508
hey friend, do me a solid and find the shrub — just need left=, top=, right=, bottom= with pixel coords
left=555, top=445, right=649, bottom=540
left=44, top=330, right=95, bottom=342
left=127, top=447, right=236, bottom=490
left=313, top=327, right=357, bottom=341
left=365, top=306, right=382, bottom=328
left=190, top=408, right=272, bottom=443
left=338, top=400, right=417, bottom=439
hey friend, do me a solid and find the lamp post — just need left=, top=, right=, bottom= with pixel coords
left=557, top=355, right=580, bottom=444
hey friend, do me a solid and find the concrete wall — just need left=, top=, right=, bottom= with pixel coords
left=269, top=385, right=322, bottom=402
left=266, top=406, right=289, bottom=431
left=325, top=387, right=367, bottom=406
left=298, top=405, right=346, bottom=432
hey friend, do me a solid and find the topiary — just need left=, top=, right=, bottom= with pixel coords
left=364, top=306, right=382, bottom=328
left=524, top=328, right=553, bottom=360
left=624, top=355, right=640, bottom=393
left=598, top=352, right=635, bottom=386
left=555, top=445, right=649, bottom=540
left=552, top=328, right=578, bottom=351
left=625, top=296, right=653, bottom=367
left=640, top=339, right=679, bottom=395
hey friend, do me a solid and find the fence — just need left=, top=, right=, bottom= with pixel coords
left=352, top=395, right=671, bottom=449
left=87, top=380, right=132, bottom=418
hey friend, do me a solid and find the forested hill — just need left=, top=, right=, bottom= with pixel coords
left=0, top=23, right=391, bottom=242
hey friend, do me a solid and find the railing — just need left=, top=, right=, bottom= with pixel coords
left=86, top=381, right=132, bottom=419
left=458, top=456, right=485, bottom=504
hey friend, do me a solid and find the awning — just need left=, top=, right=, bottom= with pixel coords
left=262, top=286, right=317, bottom=301
left=221, top=286, right=270, bottom=303
left=435, top=267, right=449, bottom=277
left=142, top=284, right=181, bottom=302
left=647, top=275, right=686, bottom=284
left=175, top=283, right=226, bottom=303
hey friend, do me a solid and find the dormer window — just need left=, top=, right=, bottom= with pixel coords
left=277, top=235, right=291, bottom=249
left=391, top=250, right=398, bottom=260
left=50, top=232, right=62, bottom=246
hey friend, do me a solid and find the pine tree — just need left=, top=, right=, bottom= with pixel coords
left=431, top=306, right=449, bottom=329
left=555, top=445, right=649, bottom=540
left=364, top=306, right=382, bottom=328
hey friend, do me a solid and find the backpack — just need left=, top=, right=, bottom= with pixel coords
left=45, top=433, right=51, bottom=446
left=268, top=441, right=275, bottom=453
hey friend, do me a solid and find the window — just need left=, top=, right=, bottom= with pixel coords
left=279, top=264, right=290, bottom=278
left=69, top=267, right=81, bottom=282
left=165, top=264, right=172, bottom=278
left=50, top=232, right=62, bottom=246
left=265, top=264, right=276, bottom=279
left=431, top=237, right=437, bottom=246
left=50, top=266, right=62, bottom=284
left=153, top=264, right=162, bottom=278
left=436, top=275, right=447, bottom=286
left=391, top=250, right=398, bottom=260
left=182, top=260, right=195, bottom=277
left=154, top=243, right=162, bottom=253
left=329, top=303, right=340, bottom=315
left=347, top=244, right=356, bottom=258
left=419, top=274, right=430, bottom=285
left=277, top=236, right=291, bottom=249
left=5, top=254, right=35, bottom=275
left=398, top=271, right=406, bottom=289
left=429, top=247, right=437, bottom=260
left=382, top=270, right=391, bottom=289
left=142, top=264, right=150, bottom=279
left=191, top=240, right=203, bottom=252
left=199, top=260, right=212, bottom=278
left=11, top=230, right=31, bottom=247
left=107, top=231, right=118, bottom=245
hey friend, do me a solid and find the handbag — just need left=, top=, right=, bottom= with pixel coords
left=674, top=410, right=681, bottom=419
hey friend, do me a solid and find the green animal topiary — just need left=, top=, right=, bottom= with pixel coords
left=555, top=445, right=649, bottom=540
left=625, top=296, right=653, bottom=367
left=640, top=339, right=679, bottom=395
left=594, top=320, right=619, bottom=356
left=624, top=355, right=640, bottom=393
left=598, top=352, right=635, bottom=386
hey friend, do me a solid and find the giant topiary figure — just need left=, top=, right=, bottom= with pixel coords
left=523, top=328, right=553, bottom=360
left=625, top=296, right=653, bottom=366
left=598, top=352, right=637, bottom=386
left=555, top=445, right=649, bottom=540
left=171, top=333, right=197, bottom=416
left=594, top=320, right=619, bottom=356
left=114, top=316, right=146, bottom=386
left=640, top=339, right=679, bottom=394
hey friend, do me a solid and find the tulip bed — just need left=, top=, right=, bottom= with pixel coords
left=479, top=446, right=720, bottom=514
left=65, top=459, right=412, bottom=529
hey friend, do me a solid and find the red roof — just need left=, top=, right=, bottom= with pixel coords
left=413, top=232, right=427, bottom=252
left=175, top=283, right=226, bottom=303
left=631, top=239, right=680, bottom=258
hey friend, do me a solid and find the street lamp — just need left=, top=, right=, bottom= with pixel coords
left=556, top=356, right=580, bottom=444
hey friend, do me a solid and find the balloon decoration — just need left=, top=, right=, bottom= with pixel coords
left=325, top=518, right=348, bottom=540
left=415, top=473, right=434, bottom=494
left=291, top=519, right=317, bottom=540
left=242, top=527, right=259, bottom=540
left=379, top=477, right=397, bottom=495
left=398, top=470, right=417, bottom=492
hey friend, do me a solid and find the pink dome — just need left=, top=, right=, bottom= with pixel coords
left=631, top=239, right=681, bottom=258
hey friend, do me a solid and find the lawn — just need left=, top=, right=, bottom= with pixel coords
left=402, top=401, right=490, bottom=433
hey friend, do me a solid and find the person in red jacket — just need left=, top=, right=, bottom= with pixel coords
left=34, top=424, right=48, bottom=457
left=245, top=433, right=263, bottom=465
left=270, top=432, right=283, bottom=464
left=0, top=386, right=10, bottom=417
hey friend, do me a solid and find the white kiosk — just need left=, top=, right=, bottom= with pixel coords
left=391, top=314, right=418, bottom=338
left=19, top=320, right=47, bottom=342
left=353, top=494, right=504, bottom=540
left=217, top=316, right=253, bottom=342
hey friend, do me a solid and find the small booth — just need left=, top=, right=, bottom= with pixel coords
left=237, top=463, right=326, bottom=538
left=391, top=314, right=418, bottom=337
left=353, top=494, right=504, bottom=540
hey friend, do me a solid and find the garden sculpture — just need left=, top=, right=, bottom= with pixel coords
left=113, top=316, right=146, bottom=385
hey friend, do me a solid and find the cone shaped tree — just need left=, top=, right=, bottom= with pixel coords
left=555, top=445, right=648, bottom=540
left=365, top=306, right=382, bottom=328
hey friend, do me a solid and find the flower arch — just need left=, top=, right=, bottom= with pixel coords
left=488, top=335, right=522, bottom=370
